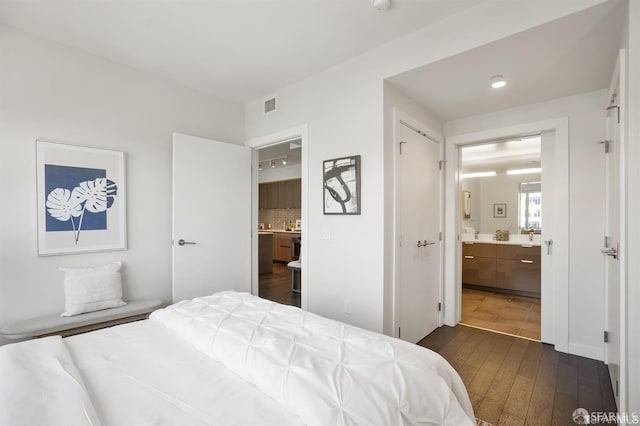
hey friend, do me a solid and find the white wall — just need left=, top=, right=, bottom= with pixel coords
left=0, top=25, right=244, bottom=344
left=244, top=1, right=604, bottom=333
left=445, top=90, right=607, bottom=359
left=625, top=0, right=640, bottom=413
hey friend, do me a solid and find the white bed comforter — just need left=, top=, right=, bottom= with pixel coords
left=0, top=336, right=101, bottom=426
left=150, top=291, right=475, bottom=425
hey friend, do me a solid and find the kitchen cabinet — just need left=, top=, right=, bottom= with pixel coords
left=273, top=233, right=293, bottom=262
left=259, top=182, right=278, bottom=209
left=258, top=233, right=273, bottom=274
left=278, top=179, right=301, bottom=209
left=462, top=242, right=541, bottom=297
left=272, top=232, right=301, bottom=262
left=259, top=179, right=301, bottom=209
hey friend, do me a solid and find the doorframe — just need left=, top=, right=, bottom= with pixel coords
left=604, top=48, right=627, bottom=413
left=392, top=107, right=445, bottom=339
left=245, top=124, right=309, bottom=311
left=444, top=117, right=569, bottom=352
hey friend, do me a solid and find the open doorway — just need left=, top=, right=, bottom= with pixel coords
left=458, top=136, right=542, bottom=340
left=256, top=140, right=302, bottom=307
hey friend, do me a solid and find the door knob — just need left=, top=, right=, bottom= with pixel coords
left=177, top=239, right=196, bottom=246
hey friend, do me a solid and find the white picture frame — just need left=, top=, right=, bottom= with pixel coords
left=36, top=140, right=127, bottom=255
left=493, top=203, right=507, bottom=218
left=323, top=155, right=361, bottom=215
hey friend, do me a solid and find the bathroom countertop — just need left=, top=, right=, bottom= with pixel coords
left=461, top=233, right=542, bottom=246
left=258, top=229, right=301, bottom=234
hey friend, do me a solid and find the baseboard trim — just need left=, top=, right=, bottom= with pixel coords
left=568, top=342, right=603, bottom=361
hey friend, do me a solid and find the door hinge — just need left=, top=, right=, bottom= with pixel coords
left=604, top=236, right=610, bottom=248
left=439, top=160, right=446, bottom=170
left=604, top=330, right=609, bottom=343
left=439, top=231, right=442, bottom=241
left=616, top=380, right=619, bottom=397
left=398, top=327, right=401, bottom=338
left=438, top=302, right=442, bottom=312
left=599, top=140, right=610, bottom=153
left=399, top=141, right=406, bottom=155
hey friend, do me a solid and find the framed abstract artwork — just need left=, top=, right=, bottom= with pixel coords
left=323, top=155, right=361, bottom=215
left=36, top=140, right=127, bottom=255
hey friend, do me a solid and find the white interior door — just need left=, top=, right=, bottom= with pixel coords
left=172, top=133, right=252, bottom=302
left=397, top=120, right=441, bottom=343
left=603, top=53, right=623, bottom=406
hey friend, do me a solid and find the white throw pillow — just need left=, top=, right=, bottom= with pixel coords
left=59, top=261, right=126, bottom=317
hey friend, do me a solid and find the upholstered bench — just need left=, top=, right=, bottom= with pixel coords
left=0, top=299, right=164, bottom=339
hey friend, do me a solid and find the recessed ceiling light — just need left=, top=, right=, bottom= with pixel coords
left=506, top=168, right=542, bottom=175
left=490, top=75, right=506, bottom=89
left=372, top=0, right=391, bottom=12
left=461, top=171, right=497, bottom=179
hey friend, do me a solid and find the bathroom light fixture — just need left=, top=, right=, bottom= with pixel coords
left=270, top=160, right=276, bottom=168
left=258, top=163, right=262, bottom=171
left=461, top=171, right=497, bottom=179
left=506, top=167, right=541, bottom=175
left=372, top=0, right=391, bottom=12
left=490, top=75, right=506, bottom=89
left=282, top=156, right=287, bottom=165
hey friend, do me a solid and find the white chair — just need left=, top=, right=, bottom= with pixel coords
left=287, top=251, right=302, bottom=294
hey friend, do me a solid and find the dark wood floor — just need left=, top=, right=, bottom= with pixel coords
left=418, top=325, right=617, bottom=426
left=259, top=262, right=300, bottom=308
left=461, top=288, right=541, bottom=341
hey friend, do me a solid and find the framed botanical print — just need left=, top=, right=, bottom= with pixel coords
left=36, top=140, right=127, bottom=255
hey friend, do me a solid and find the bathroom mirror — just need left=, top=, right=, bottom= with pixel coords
left=460, top=136, right=541, bottom=235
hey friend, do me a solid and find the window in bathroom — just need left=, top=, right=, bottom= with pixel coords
left=519, top=182, right=541, bottom=233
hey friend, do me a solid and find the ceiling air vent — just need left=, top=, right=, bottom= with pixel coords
left=264, top=97, right=276, bottom=114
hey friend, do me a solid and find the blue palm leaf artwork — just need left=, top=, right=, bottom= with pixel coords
left=44, top=164, right=118, bottom=244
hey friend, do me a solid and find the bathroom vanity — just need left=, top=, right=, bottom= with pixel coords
left=462, top=237, right=541, bottom=298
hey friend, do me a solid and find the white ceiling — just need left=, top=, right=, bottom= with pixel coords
left=258, top=139, right=302, bottom=167
left=0, top=0, right=482, bottom=104
left=388, top=0, right=626, bottom=122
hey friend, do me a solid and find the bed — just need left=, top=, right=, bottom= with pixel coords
left=0, top=291, right=475, bottom=425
